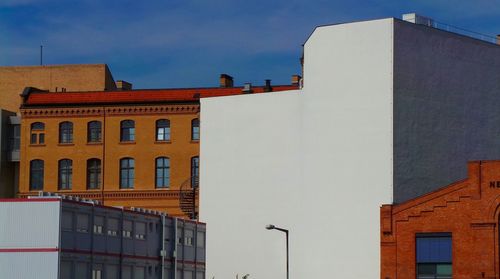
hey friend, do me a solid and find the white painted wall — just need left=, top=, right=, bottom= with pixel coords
left=200, top=18, right=394, bottom=279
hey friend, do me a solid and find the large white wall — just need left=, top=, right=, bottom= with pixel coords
left=200, top=18, right=394, bottom=279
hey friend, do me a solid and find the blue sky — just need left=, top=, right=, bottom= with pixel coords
left=1, top=0, right=500, bottom=88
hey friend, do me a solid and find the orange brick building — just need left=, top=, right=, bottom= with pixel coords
left=381, top=160, right=500, bottom=279
left=18, top=80, right=298, bottom=218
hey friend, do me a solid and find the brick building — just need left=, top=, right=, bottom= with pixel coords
left=18, top=80, right=298, bottom=217
left=380, top=160, right=500, bottom=279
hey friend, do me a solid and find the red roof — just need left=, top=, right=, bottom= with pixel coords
left=23, top=85, right=299, bottom=107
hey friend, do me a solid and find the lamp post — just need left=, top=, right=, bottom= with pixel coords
left=266, top=224, right=289, bottom=279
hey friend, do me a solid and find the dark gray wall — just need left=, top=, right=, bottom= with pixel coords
left=0, top=110, right=16, bottom=198
left=393, top=19, right=500, bottom=203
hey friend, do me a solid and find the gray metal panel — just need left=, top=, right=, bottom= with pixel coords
left=0, top=200, right=60, bottom=248
left=0, top=252, right=59, bottom=278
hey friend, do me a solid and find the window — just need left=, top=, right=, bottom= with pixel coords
left=9, top=124, right=20, bottom=151
left=156, top=157, right=170, bottom=188
left=177, top=228, right=183, bottom=245
left=58, top=159, right=73, bottom=190
left=156, top=119, right=171, bottom=141
left=61, top=261, right=72, bottom=278
left=87, top=159, right=101, bottom=189
left=184, top=230, right=194, bottom=246
left=87, top=121, right=102, bottom=143
left=30, top=122, right=45, bottom=144
left=59, top=121, right=73, bottom=143
left=106, top=265, right=119, bottom=279
left=93, top=216, right=104, bottom=235
left=196, top=231, right=205, bottom=248
left=75, top=262, right=89, bottom=279
left=92, top=264, right=102, bottom=279
left=120, top=158, right=134, bottom=188
left=62, top=211, right=73, bottom=231
left=29, top=159, right=44, bottom=190
left=120, top=120, right=135, bottom=142
left=76, top=214, right=89, bottom=233
left=107, top=218, right=119, bottom=236
left=191, top=156, right=199, bottom=188
left=123, top=220, right=132, bottom=238
left=416, top=233, right=452, bottom=279
left=191, top=118, right=200, bottom=141
left=135, top=222, right=146, bottom=240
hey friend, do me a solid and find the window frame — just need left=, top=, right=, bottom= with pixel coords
left=30, top=122, right=45, bottom=145
left=120, top=120, right=135, bottom=142
left=416, top=232, right=452, bottom=279
left=120, top=158, right=135, bottom=189
left=59, top=121, right=74, bottom=144
left=191, top=118, right=200, bottom=141
left=29, top=159, right=44, bottom=191
left=156, top=119, right=171, bottom=141
left=155, top=157, right=170, bottom=188
left=87, top=158, right=102, bottom=189
left=58, top=159, right=73, bottom=190
left=191, top=156, right=199, bottom=188
left=87, top=121, right=102, bottom=143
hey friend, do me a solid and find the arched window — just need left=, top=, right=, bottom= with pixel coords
left=120, top=158, right=134, bottom=188
left=156, top=119, right=170, bottom=141
left=87, top=159, right=101, bottom=189
left=191, top=119, right=200, bottom=141
left=58, top=159, right=73, bottom=190
left=30, top=122, right=45, bottom=144
left=191, top=156, right=199, bottom=187
left=59, top=122, right=73, bottom=143
left=155, top=157, right=170, bottom=188
left=29, top=159, right=44, bottom=190
left=120, top=120, right=135, bottom=142
left=87, top=121, right=102, bottom=143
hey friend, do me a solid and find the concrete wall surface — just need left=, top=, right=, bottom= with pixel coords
left=200, top=18, right=394, bottom=279
left=393, top=19, right=500, bottom=202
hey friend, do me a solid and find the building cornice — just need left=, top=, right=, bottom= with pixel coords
left=20, top=104, right=200, bottom=118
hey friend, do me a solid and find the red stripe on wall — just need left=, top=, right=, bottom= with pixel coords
left=0, top=248, right=59, bottom=253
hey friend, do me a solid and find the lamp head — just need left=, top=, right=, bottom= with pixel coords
left=265, top=224, right=275, bottom=230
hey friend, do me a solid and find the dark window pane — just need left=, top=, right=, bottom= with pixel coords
left=120, top=120, right=135, bottom=142
left=87, top=159, right=101, bottom=189
left=416, top=236, right=452, bottom=263
left=58, top=159, right=73, bottom=190
left=120, top=158, right=134, bottom=188
left=87, top=121, right=102, bottom=142
left=191, top=156, right=199, bottom=187
left=155, top=157, right=170, bottom=188
left=31, top=122, right=45, bottom=131
left=30, top=160, right=44, bottom=190
left=156, top=119, right=171, bottom=141
left=191, top=119, right=200, bottom=140
left=39, top=133, right=45, bottom=144
left=30, top=134, right=37, bottom=144
left=59, top=122, right=73, bottom=143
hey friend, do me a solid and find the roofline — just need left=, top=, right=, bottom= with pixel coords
left=21, top=100, right=200, bottom=109
left=302, top=17, right=395, bottom=46
left=0, top=63, right=108, bottom=69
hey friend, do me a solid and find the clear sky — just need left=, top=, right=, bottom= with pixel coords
left=1, top=0, right=500, bottom=88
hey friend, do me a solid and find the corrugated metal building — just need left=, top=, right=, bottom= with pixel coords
left=0, top=194, right=206, bottom=279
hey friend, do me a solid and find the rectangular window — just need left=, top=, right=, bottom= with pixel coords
left=62, top=211, right=73, bottom=231
left=135, top=222, right=146, bottom=240
left=134, top=267, right=145, bottom=279
left=106, top=265, right=119, bottom=279
left=107, top=218, right=119, bottom=236
left=61, top=261, right=72, bottom=278
left=122, top=266, right=132, bottom=279
left=76, top=214, right=89, bottom=233
left=196, top=231, right=205, bottom=248
left=75, top=262, right=89, bottom=279
left=92, top=264, right=102, bottom=279
left=184, top=270, right=194, bottom=279
left=416, top=233, right=452, bottom=279
left=184, top=230, right=194, bottom=246
left=177, top=228, right=183, bottom=245
left=30, top=133, right=37, bottom=144
left=123, top=220, right=132, bottom=238
left=94, top=216, right=104, bottom=234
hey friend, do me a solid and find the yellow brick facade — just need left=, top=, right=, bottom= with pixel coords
left=19, top=104, right=199, bottom=217
left=0, top=64, right=116, bottom=112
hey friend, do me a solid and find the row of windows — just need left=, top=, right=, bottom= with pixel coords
left=29, top=157, right=200, bottom=190
left=30, top=119, right=200, bottom=145
left=61, top=261, right=204, bottom=279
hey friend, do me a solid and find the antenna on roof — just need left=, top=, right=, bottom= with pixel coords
left=40, top=44, right=43, bottom=66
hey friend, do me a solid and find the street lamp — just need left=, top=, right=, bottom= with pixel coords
left=266, top=224, right=289, bottom=279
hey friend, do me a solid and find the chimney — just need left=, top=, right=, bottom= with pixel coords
left=264, top=79, right=272, bottom=92
left=291, top=75, right=301, bottom=86
left=242, top=83, right=253, bottom=94
left=116, top=80, right=133, bottom=91
left=220, top=74, right=234, bottom=88
left=497, top=35, right=500, bottom=45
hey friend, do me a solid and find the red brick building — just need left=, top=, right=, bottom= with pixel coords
left=381, top=160, right=500, bottom=279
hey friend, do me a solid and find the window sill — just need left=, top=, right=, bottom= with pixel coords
left=58, top=189, right=73, bottom=191
left=119, top=188, right=135, bottom=190
left=190, top=140, right=200, bottom=143
left=29, top=144, right=46, bottom=147
left=155, top=187, right=170, bottom=190
left=58, top=143, right=74, bottom=146
left=154, top=140, right=171, bottom=144
left=87, top=142, right=103, bottom=145
left=119, top=141, right=136, bottom=145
